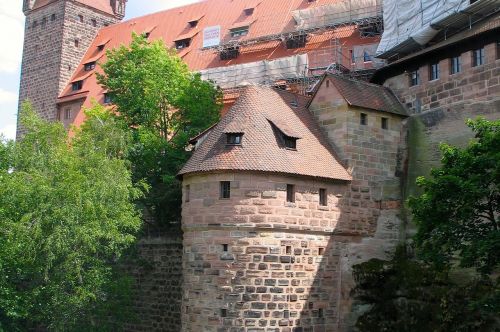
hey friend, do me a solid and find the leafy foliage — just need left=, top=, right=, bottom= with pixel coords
left=97, top=33, right=222, bottom=226
left=409, top=118, right=500, bottom=274
left=352, top=246, right=500, bottom=332
left=0, top=103, right=143, bottom=331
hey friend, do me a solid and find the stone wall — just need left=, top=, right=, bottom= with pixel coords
left=384, top=42, right=499, bottom=115
left=181, top=172, right=357, bottom=331
left=123, top=236, right=183, bottom=332
left=18, top=0, right=120, bottom=136
left=381, top=42, right=500, bottom=199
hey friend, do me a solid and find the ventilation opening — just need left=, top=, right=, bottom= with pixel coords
left=285, top=246, right=292, bottom=254
left=222, top=244, right=228, bottom=252
left=188, top=20, right=199, bottom=28
left=244, top=8, right=254, bottom=15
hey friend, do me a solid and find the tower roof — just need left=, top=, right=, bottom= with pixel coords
left=178, top=86, right=352, bottom=182
left=33, top=0, right=115, bottom=15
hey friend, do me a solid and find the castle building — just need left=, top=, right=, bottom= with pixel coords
left=18, top=0, right=384, bottom=134
left=18, top=0, right=127, bottom=136
left=178, top=77, right=407, bottom=331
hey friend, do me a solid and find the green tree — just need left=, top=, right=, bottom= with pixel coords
left=97, top=33, right=221, bottom=226
left=409, top=118, right=499, bottom=274
left=0, top=103, right=143, bottom=331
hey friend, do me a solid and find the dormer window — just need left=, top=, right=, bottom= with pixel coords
left=175, top=38, right=191, bottom=49
left=72, top=80, right=83, bottom=91
left=230, top=26, right=249, bottom=38
left=283, top=135, right=297, bottom=150
left=226, top=133, right=243, bottom=145
left=84, top=61, right=96, bottom=71
left=285, top=34, right=307, bottom=49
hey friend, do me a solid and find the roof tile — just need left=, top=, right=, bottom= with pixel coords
left=179, top=85, right=352, bottom=182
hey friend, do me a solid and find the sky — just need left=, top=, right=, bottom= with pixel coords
left=0, top=0, right=199, bottom=140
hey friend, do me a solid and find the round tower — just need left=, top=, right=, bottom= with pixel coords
left=179, top=86, right=353, bottom=331
left=18, top=0, right=127, bottom=137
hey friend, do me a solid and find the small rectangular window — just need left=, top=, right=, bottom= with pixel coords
left=222, top=244, right=228, bottom=252
left=350, top=50, right=355, bottom=64
left=318, top=247, right=325, bottom=255
left=285, top=246, right=292, bottom=254
left=360, top=113, right=367, bottom=126
left=319, top=188, right=327, bottom=206
left=185, top=185, right=190, bottom=202
left=91, top=19, right=97, bottom=27
left=104, top=93, right=112, bottom=104
left=363, top=51, right=371, bottom=62
left=64, top=109, right=71, bottom=120
left=175, top=39, right=191, bottom=49
left=78, top=14, right=83, bottom=23
left=318, top=308, right=324, bottom=318
left=72, top=80, right=83, bottom=91
left=220, top=181, right=230, bottom=199
left=51, top=14, right=56, bottom=21
left=450, top=56, right=461, bottom=74
left=221, top=309, right=227, bottom=317
left=472, top=47, right=485, bottom=67
left=226, top=133, right=242, bottom=145
left=410, top=69, right=420, bottom=86
left=74, top=39, right=79, bottom=48
left=230, top=27, right=249, bottom=38
left=84, top=62, right=96, bottom=71
left=381, top=117, right=388, bottom=130
left=429, top=62, right=439, bottom=80
left=286, top=184, right=295, bottom=203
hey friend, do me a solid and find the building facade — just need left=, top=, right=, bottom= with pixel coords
left=18, top=0, right=126, bottom=135
left=178, top=81, right=407, bottom=331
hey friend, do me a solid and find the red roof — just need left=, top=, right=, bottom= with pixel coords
left=179, top=86, right=352, bottom=181
left=325, top=74, right=408, bottom=116
left=57, top=0, right=381, bottom=127
left=33, top=0, right=115, bottom=15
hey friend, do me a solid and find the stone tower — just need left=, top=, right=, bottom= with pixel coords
left=17, top=0, right=127, bottom=137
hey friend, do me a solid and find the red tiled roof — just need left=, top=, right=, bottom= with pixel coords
left=179, top=85, right=352, bottom=181
left=33, top=0, right=115, bottom=15
left=57, top=0, right=381, bottom=126
left=326, top=74, right=408, bottom=116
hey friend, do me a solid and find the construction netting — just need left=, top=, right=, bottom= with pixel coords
left=292, top=0, right=383, bottom=30
left=199, top=54, right=309, bottom=89
left=376, top=0, right=471, bottom=56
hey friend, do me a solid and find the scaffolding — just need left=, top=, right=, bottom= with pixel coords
left=201, top=0, right=383, bottom=57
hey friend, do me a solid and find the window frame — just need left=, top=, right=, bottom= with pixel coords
left=64, top=109, right=71, bottom=120
left=226, top=133, right=243, bottom=145
left=450, top=55, right=461, bottom=74
left=472, top=47, right=485, bottom=67
left=71, top=80, right=83, bottom=91
left=84, top=61, right=96, bottom=71
left=409, top=69, right=420, bottom=86
left=220, top=181, right=231, bottom=199
left=286, top=184, right=295, bottom=203
left=230, top=26, right=249, bottom=38
left=175, top=38, right=191, bottom=49
left=185, top=184, right=190, bottom=202
left=429, top=62, right=440, bottom=81
left=381, top=117, right=388, bottom=130
left=360, top=113, right=367, bottom=126
left=319, top=188, right=327, bottom=206
left=283, top=135, right=297, bottom=150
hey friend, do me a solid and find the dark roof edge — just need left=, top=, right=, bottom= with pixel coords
left=177, top=168, right=352, bottom=182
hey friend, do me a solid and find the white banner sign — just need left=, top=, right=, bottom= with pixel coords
left=203, top=25, right=221, bottom=48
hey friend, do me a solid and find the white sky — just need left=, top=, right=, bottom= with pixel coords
left=0, top=0, right=199, bottom=140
